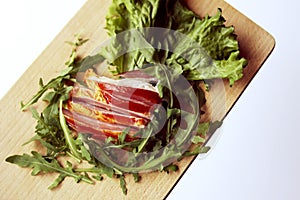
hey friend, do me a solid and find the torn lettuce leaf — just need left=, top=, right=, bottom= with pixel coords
left=102, top=0, right=247, bottom=85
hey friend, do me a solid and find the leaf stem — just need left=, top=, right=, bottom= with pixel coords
left=74, top=167, right=103, bottom=173
left=66, top=152, right=81, bottom=163
left=59, top=99, right=81, bottom=160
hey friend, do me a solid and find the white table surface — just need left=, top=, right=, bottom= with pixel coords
left=1, top=1, right=300, bottom=200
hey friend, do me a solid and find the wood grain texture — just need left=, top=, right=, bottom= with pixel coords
left=0, top=0, right=275, bottom=199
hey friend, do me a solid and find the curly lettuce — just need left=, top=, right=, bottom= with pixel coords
left=103, top=0, right=247, bottom=85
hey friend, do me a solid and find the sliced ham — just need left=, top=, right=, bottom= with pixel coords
left=70, top=86, right=158, bottom=119
left=67, top=97, right=149, bottom=128
left=63, top=109, right=138, bottom=141
left=63, top=69, right=162, bottom=142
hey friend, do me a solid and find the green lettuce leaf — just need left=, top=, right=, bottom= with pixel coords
left=106, top=0, right=161, bottom=35
left=168, top=6, right=247, bottom=85
left=102, top=0, right=247, bottom=84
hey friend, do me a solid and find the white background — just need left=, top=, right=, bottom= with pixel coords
left=0, top=1, right=300, bottom=200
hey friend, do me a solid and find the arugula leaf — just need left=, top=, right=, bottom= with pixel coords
left=132, top=173, right=141, bottom=182
left=20, top=75, right=67, bottom=111
left=5, top=151, right=94, bottom=188
left=75, top=134, right=92, bottom=162
left=163, top=164, right=179, bottom=173
left=20, top=34, right=85, bottom=111
left=117, top=128, right=130, bottom=145
left=48, top=174, right=66, bottom=190
left=182, top=146, right=211, bottom=157
left=184, top=121, right=223, bottom=156
left=28, top=107, right=67, bottom=156
left=191, top=136, right=206, bottom=144
left=119, top=175, right=127, bottom=195
left=74, top=164, right=114, bottom=179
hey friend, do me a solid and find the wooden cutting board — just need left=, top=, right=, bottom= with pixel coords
left=0, top=0, right=275, bottom=199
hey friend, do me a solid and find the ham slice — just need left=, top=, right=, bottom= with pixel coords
left=63, top=69, right=162, bottom=142
left=67, top=97, right=149, bottom=128
left=63, top=109, right=138, bottom=141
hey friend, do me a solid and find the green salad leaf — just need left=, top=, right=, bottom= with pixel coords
left=103, top=0, right=247, bottom=85
left=5, top=151, right=94, bottom=187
